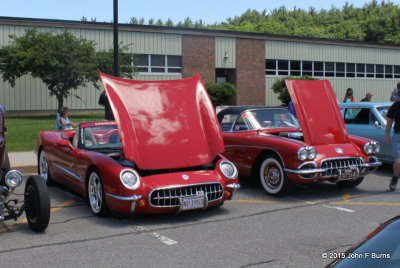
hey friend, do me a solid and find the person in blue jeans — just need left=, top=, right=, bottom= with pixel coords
left=385, top=94, right=400, bottom=191
left=59, top=106, right=77, bottom=130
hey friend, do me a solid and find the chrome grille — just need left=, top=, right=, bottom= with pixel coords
left=150, top=183, right=223, bottom=207
left=321, top=157, right=365, bottom=177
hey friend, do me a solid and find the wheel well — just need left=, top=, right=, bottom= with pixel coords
left=251, top=150, right=283, bottom=178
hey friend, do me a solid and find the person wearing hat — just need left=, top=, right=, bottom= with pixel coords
left=361, top=92, right=373, bottom=102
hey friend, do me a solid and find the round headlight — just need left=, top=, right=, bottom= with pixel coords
left=5, top=170, right=23, bottom=188
left=373, top=142, right=381, bottom=154
left=364, top=142, right=374, bottom=154
left=220, top=160, right=238, bottom=180
left=307, top=147, right=317, bottom=160
left=297, top=147, right=308, bottom=161
left=120, top=169, right=140, bottom=190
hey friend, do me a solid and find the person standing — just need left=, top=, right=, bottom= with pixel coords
left=360, top=92, right=373, bottom=102
left=98, top=91, right=114, bottom=120
left=390, top=82, right=400, bottom=102
left=59, top=106, right=77, bottom=130
left=343, top=88, right=355, bottom=103
left=385, top=92, right=400, bottom=190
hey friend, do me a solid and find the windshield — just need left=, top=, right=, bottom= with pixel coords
left=82, top=125, right=122, bottom=150
left=243, top=109, right=299, bottom=130
left=377, top=106, right=390, bottom=123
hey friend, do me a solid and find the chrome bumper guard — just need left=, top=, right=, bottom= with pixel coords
left=106, top=193, right=142, bottom=213
left=283, top=160, right=382, bottom=179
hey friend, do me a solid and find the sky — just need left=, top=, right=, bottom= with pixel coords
left=1, top=0, right=376, bottom=25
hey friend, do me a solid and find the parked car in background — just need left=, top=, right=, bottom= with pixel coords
left=0, top=104, right=50, bottom=232
left=326, top=215, right=400, bottom=267
left=37, top=73, right=239, bottom=216
left=217, top=80, right=381, bottom=196
left=339, top=102, right=392, bottom=163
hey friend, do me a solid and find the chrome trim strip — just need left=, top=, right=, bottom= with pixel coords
left=106, top=193, right=142, bottom=201
left=52, top=163, right=82, bottom=182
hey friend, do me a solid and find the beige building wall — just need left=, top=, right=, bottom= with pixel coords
left=0, top=24, right=182, bottom=111
left=265, top=40, right=400, bottom=105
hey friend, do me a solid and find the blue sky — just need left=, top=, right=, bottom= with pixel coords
left=2, top=0, right=375, bottom=24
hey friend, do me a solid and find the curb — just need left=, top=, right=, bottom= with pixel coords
left=11, top=165, right=37, bottom=174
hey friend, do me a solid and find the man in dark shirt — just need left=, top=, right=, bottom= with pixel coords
left=385, top=95, right=400, bottom=190
left=360, top=92, right=373, bottom=102
left=98, top=91, right=114, bottom=120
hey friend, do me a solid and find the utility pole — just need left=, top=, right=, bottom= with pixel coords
left=113, top=0, right=119, bottom=77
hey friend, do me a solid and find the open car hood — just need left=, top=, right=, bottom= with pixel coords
left=285, top=79, right=350, bottom=145
left=99, top=72, right=224, bottom=170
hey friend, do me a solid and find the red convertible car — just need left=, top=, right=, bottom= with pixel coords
left=37, top=73, right=239, bottom=216
left=217, top=80, right=381, bottom=196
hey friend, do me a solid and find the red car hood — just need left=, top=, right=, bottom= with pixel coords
left=285, top=79, right=350, bottom=145
left=99, top=72, right=224, bottom=170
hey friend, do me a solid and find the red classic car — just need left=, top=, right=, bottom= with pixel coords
left=37, top=73, right=239, bottom=216
left=217, top=79, right=381, bottom=196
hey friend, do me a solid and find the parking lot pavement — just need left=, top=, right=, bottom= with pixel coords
left=8, top=151, right=37, bottom=174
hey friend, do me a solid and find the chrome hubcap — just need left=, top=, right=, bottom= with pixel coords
left=39, top=151, right=48, bottom=181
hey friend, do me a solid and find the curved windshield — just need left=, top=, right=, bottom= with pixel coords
left=82, top=125, right=122, bottom=150
left=242, top=109, right=299, bottom=130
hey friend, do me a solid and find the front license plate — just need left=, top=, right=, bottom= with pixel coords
left=339, top=168, right=358, bottom=180
left=181, top=196, right=205, bottom=211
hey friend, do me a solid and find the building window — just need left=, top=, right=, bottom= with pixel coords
left=266, top=59, right=400, bottom=80
left=135, top=54, right=182, bottom=74
left=266, top=59, right=277, bottom=75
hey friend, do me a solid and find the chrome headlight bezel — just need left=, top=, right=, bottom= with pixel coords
left=364, top=142, right=374, bottom=155
left=219, top=160, right=238, bottom=180
left=119, top=169, right=140, bottom=190
left=297, top=147, right=308, bottom=161
left=307, top=147, right=317, bottom=160
left=5, top=170, right=23, bottom=188
left=372, top=141, right=380, bottom=154
left=297, top=147, right=317, bottom=161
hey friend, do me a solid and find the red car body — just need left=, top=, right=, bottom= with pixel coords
left=217, top=80, right=381, bottom=196
left=37, top=73, right=239, bottom=216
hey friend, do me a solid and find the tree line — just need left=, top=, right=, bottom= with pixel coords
left=126, top=0, right=400, bottom=45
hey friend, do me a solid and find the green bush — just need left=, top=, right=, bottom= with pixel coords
left=205, top=82, right=237, bottom=107
left=271, top=75, right=317, bottom=105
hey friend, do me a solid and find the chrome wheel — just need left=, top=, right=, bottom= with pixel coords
left=88, top=170, right=108, bottom=216
left=38, top=150, right=52, bottom=185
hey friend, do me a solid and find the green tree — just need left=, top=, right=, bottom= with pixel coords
left=271, top=75, right=317, bottom=105
left=204, top=82, right=237, bottom=107
left=0, top=29, right=136, bottom=111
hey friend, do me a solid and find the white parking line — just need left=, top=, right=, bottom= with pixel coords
left=134, top=225, right=178, bottom=246
left=288, top=198, right=354, bottom=213
left=321, top=204, right=355, bottom=213
left=151, top=232, right=179, bottom=245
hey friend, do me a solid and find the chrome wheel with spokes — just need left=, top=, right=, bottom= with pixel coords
left=88, top=170, right=108, bottom=216
left=38, top=150, right=53, bottom=185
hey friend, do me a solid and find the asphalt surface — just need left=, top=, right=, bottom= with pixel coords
left=1, top=155, right=399, bottom=268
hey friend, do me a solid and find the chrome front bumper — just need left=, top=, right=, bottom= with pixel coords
left=283, top=160, right=382, bottom=179
left=106, top=193, right=142, bottom=213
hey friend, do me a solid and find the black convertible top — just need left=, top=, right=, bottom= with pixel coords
left=217, top=105, right=287, bottom=122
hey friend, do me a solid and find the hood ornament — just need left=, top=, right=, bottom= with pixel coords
left=335, top=147, right=344, bottom=154
left=182, top=174, right=190, bottom=180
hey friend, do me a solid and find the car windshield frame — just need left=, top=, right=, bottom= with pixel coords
left=240, top=108, right=299, bottom=130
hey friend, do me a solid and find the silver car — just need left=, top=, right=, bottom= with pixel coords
left=339, top=102, right=392, bottom=163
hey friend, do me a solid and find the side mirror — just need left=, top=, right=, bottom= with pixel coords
left=56, top=139, right=73, bottom=149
